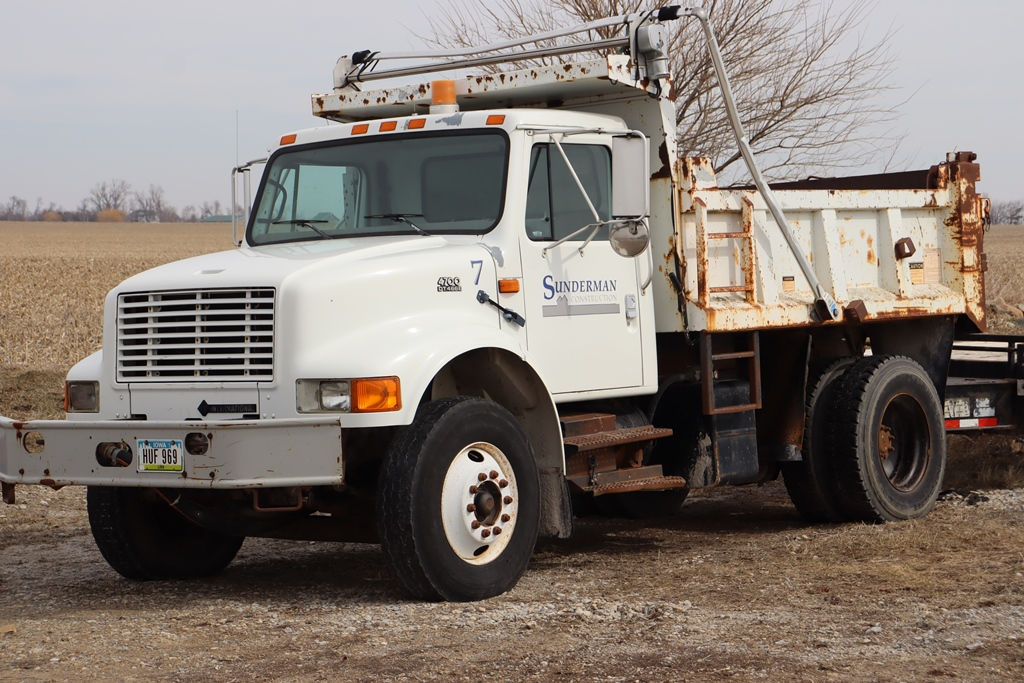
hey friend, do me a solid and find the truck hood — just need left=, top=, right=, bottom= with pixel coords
left=115, top=235, right=470, bottom=292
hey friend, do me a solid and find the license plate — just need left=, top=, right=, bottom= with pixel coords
left=137, top=439, right=184, bottom=472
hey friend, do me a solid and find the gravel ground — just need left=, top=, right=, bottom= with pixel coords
left=2, top=481, right=1024, bottom=682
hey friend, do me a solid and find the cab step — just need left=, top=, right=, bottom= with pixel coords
left=568, top=468, right=689, bottom=496
left=559, top=412, right=680, bottom=496
left=563, top=424, right=674, bottom=453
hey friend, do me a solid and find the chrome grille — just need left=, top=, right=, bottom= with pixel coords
left=117, top=288, right=275, bottom=381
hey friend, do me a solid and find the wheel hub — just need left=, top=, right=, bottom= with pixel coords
left=441, top=442, right=518, bottom=565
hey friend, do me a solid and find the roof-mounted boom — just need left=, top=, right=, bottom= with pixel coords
left=332, top=5, right=682, bottom=92
left=326, top=3, right=841, bottom=322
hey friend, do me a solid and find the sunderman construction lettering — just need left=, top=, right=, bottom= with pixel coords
left=542, top=275, right=617, bottom=300
left=541, top=275, right=620, bottom=317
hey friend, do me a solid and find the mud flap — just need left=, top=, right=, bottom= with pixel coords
left=539, top=466, right=574, bottom=539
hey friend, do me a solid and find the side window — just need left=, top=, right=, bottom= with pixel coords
left=525, top=143, right=611, bottom=242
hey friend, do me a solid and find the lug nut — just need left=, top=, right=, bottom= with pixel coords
left=481, top=529, right=491, bottom=538
left=466, top=504, right=477, bottom=512
left=499, top=479, right=508, bottom=488
left=493, top=527, right=502, bottom=535
left=471, top=521, right=481, bottom=529
left=501, top=514, right=511, bottom=523
left=478, top=473, right=487, bottom=482
left=469, top=485, right=478, bottom=494
left=489, top=470, right=499, bottom=479
left=503, top=496, right=513, bottom=505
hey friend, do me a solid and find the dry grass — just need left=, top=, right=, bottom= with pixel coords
left=984, top=224, right=1024, bottom=333
left=1, top=221, right=232, bottom=419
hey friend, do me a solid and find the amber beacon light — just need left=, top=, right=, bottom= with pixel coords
left=430, top=80, right=458, bottom=114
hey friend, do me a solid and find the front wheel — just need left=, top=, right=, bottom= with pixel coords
left=377, top=397, right=540, bottom=601
left=831, top=356, right=946, bottom=522
left=87, top=487, right=244, bottom=580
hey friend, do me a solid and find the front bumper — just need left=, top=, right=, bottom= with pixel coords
left=0, top=416, right=343, bottom=489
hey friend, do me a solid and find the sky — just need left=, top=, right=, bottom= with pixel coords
left=1, top=0, right=1022, bottom=213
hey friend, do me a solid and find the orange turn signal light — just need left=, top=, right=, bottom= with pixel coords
left=280, top=134, right=297, bottom=145
left=498, top=279, right=520, bottom=293
left=352, top=377, right=401, bottom=413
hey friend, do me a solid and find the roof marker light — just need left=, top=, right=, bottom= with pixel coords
left=280, top=134, right=297, bottom=145
left=486, top=115, right=506, bottom=126
left=380, top=121, right=397, bottom=132
left=352, top=123, right=369, bottom=135
left=408, top=118, right=426, bottom=130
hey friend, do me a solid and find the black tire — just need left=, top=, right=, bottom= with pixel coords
left=86, top=487, right=244, bottom=580
left=377, top=397, right=541, bottom=601
left=831, top=356, right=946, bottom=522
left=782, top=358, right=854, bottom=523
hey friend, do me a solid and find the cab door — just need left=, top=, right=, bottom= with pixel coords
left=519, top=137, right=645, bottom=395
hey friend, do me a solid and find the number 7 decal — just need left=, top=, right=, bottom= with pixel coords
left=470, top=260, right=483, bottom=285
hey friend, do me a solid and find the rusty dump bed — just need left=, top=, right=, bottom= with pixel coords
left=657, top=152, right=988, bottom=334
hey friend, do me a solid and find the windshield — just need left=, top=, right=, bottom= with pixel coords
left=248, top=130, right=508, bottom=245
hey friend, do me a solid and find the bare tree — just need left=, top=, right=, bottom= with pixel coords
left=88, top=179, right=132, bottom=213
left=0, top=195, right=28, bottom=220
left=990, top=200, right=1024, bottom=226
left=131, top=184, right=169, bottom=222
left=181, top=205, right=200, bottom=222
left=423, top=0, right=901, bottom=183
left=200, top=200, right=223, bottom=219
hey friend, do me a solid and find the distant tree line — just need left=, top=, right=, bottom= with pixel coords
left=991, top=200, right=1023, bottom=226
left=0, top=179, right=235, bottom=223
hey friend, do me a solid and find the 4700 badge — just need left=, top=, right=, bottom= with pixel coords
left=137, top=438, right=184, bottom=472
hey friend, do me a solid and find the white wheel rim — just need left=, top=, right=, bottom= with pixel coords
left=440, top=441, right=518, bottom=565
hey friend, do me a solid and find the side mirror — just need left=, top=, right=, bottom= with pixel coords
left=612, top=134, right=650, bottom=221
left=609, top=220, right=649, bottom=258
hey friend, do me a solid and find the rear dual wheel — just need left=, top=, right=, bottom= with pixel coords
left=831, top=356, right=946, bottom=522
left=782, top=359, right=853, bottom=523
left=784, top=355, right=945, bottom=523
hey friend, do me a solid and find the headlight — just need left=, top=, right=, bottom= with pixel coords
left=296, top=377, right=400, bottom=413
left=66, top=381, right=100, bottom=413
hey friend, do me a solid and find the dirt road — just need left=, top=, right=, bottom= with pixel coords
left=2, top=479, right=1023, bottom=682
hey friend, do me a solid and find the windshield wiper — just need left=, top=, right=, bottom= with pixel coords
left=272, top=218, right=335, bottom=240
left=364, top=213, right=431, bottom=236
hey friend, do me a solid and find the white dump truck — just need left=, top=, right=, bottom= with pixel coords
left=0, top=7, right=1001, bottom=600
